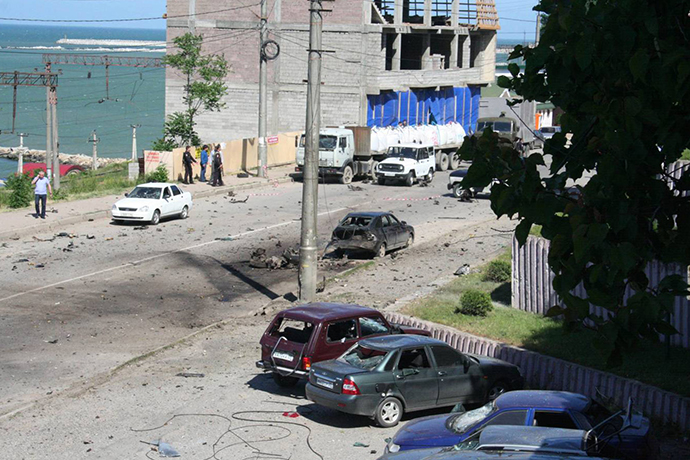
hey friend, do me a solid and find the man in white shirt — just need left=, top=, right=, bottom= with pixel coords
left=31, top=169, right=52, bottom=219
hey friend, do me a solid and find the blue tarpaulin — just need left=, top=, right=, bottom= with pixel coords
left=367, top=86, right=480, bottom=133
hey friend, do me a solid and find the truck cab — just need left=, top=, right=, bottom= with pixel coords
left=476, top=116, right=520, bottom=143
left=295, top=127, right=378, bottom=184
left=375, top=144, right=436, bottom=187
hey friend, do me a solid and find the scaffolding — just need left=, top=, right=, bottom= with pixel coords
left=372, top=0, right=499, bottom=29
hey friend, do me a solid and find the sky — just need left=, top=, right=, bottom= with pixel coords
left=0, top=0, right=539, bottom=38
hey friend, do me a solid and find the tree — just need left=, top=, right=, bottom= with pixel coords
left=155, top=33, right=229, bottom=148
left=459, top=0, right=690, bottom=365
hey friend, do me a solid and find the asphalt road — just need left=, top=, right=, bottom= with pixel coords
left=0, top=170, right=501, bottom=417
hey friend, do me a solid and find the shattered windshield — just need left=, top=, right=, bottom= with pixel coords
left=128, top=187, right=162, bottom=200
left=387, top=147, right=418, bottom=160
left=340, top=345, right=389, bottom=370
left=477, top=121, right=512, bottom=133
left=450, top=402, right=496, bottom=434
left=299, top=135, right=338, bottom=151
left=339, top=216, right=373, bottom=227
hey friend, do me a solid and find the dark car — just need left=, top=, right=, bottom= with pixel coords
left=330, top=212, right=414, bottom=258
left=385, top=390, right=655, bottom=460
left=379, top=425, right=605, bottom=460
left=305, top=335, right=523, bottom=428
left=256, top=303, right=430, bottom=387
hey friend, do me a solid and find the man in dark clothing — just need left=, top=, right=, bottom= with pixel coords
left=182, top=146, right=197, bottom=184
left=211, top=148, right=224, bottom=187
left=199, top=145, right=209, bottom=182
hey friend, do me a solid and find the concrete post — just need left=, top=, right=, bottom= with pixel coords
left=45, top=64, right=52, bottom=182
left=424, top=0, right=432, bottom=26
left=450, top=33, right=459, bottom=69
left=394, top=0, right=403, bottom=24
left=451, top=0, right=459, bottom=27
left=130, top=124, right=140, bottom=162
left=51, top=88, right=60, bottom=191
left=299, top=0, right=323, bottom=303
left=422, top=33, right=431, bottom=70
left=462, top=34, right=471, bottom=68
left=392, top=33, right=402, bottom=71
left=258, top=0, right=268, bottom=177
left=90, top=130, right=99, bottom=170
left=17, top=133, right=26, bottom=174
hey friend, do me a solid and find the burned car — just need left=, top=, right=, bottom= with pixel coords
left=256, top=303, right=429, bottom=387
left=305, top=335, right=523, bottom=427
left=330, top=212, right=414, bottom=258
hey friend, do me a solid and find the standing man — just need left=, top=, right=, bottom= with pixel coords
left=199, top=144, right=209, bottom=182
left=211, top=144, right=224, bottom=187
left=31, top=169, right=52, bottom=219
left=182, top=146, right=197, bottom=184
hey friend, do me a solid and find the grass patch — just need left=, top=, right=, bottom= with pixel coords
left=403, top=248, right=690, bottom=398
left=58, top=163, right=137, bottom=199
left=681, top=149, right=690, bottom=161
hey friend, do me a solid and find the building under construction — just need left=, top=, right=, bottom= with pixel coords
left=165, top=0, right=499, bottom=141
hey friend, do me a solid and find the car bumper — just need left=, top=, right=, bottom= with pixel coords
left=377, top=172, right=407, bottom=179
left=255, top=360, right=309, bottom=379
left=306, top=382, right=381, bottom=417
left=330, top=239, right=378, bottom=251
left=111, top=210, right=151, bottom=221
left=295, top=166, right=344, bottom=175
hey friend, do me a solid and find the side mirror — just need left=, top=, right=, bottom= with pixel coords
left=401, top=221, right=407, bottom=225
left=124, top=193, right=129, bottom=197
left=402, top=368, right=419, bottom=377
left=463, top=356, right=471, bottom=371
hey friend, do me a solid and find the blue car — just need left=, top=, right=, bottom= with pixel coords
left=386, top=391, right=656, bottom=460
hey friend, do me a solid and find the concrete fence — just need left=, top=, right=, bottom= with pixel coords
left=384, top=312, right=690, bottom=431
left=511, top=235, right=690, bottom=349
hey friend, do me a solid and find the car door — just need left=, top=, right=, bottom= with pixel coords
left=393, top=347, right=439, bottom=410
left=430, top=345, right=484, bottom=406
left=388, top=215, right=407, bottom=248
left=161, top=187, right=176, bottom=216
left=170, top=185, right=184, bottom=213
left=380, top=215, right=398, bottom=248
left=319, top=318, right=359, bottom=361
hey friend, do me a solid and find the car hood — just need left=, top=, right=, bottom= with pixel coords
left=467, top=354, right=517, bottom=370
left=114, top=197, right=158, bottom=209
left=392, top=414, right=458, bottom=448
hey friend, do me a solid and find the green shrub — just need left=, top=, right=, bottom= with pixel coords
left=146, top=165, right=169, bottom=183
left=482, top=259, right=511, bottom=283
left=457, top=289, right=493, bottom=317
left=52, top=187, right=69, bottom=201
left=6, top=172, right=33, bottom=208
left=682, top=149, right=690, bottom=161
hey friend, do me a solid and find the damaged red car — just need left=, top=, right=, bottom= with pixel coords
left=256, top=303, right=430, bottom=387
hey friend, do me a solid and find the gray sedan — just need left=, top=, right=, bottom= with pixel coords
left=305, top=335, right=523, bottom=427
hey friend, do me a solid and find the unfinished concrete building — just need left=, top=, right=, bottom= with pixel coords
left=165, top=0, right=499, bottom=142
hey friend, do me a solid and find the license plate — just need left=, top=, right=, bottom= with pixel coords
left=316, top=378, right=334, bottom=389
left=384, top=172, right=395, bottom=177
left=272, top=351, right=293, bottom=362
left=120, top=212, right=133, bottom=217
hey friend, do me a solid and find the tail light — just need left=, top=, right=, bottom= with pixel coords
left=302, top=356, right=311, bottom=371
left=342, top=378, right=361, bottom=395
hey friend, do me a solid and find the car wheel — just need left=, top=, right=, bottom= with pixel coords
left=150, top=210, right=161, bottom=226
left=452, top=183, right=463, bottom=199
left=179, top=205, right=189, bottom=219
left=437, top=153, right=449, bottom=171
left=375, top=397, right=403, bottom=428
left=375, top=243, right=387, bottom=258
left=272, top=372, right=299, bottom=388
left=377, top=176, right=386, bottom=186
left=404, top=233, right=414, bottom=248
left=487, top=380, right=509, bottom=401
left=340, top=165, right=354, bottom=185
left=370, top=161, right=379, bottom=179
left=449, top=153, right=460, bottom=170
left=404, top=172, right=414, bottom=187
left=426, top=168, right=434, bottom=183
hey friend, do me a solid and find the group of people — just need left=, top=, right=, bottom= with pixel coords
left=182, top=144, right=225, bottom=187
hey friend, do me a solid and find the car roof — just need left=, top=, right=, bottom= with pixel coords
left=279, top=303, right=379, bottom=322
left=389, top=143, right=434, bottom=148
left=359, top=334, right=446, bottom=350
left=343, top=212, right=389, bottom=218
left=495, top=391, right=591, bottom=412
left=478, top=117, right=516, bottom=123
left=478, top=426, right=586, bottom=454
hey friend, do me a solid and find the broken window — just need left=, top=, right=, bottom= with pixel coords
left=431, top=0, right=453, bottom=26
left=373, top=0, right=395, bottom=23
left=403, top=0, right=425, bottom=24
left=398, top=348, right=431, bottom=369
left=327, top=319, right=358, bottom=343
left=359, top=317, right=390, bottom=337
left=270, top=318, right=314, bottom=344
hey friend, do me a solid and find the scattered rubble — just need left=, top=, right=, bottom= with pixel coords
left=455, top=264, right=470, bottom=276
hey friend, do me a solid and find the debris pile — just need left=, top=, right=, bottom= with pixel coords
left=249, top=247, right=300, bottom=270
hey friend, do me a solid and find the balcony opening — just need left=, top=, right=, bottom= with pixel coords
left=403, top=0, right=425, bottom=24
left=430, top=34, right=453, bottom=69
left=401, top=34, right=425, bottom=70
left=373, top=0, right=395, bottom=23
left=384, top=33, right=395, bottom=70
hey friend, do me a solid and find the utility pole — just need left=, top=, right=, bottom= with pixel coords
left=89, top=130, right=99, bottom=170
left=535, top=12, right=542, bottom=45
left=16, top=132, right=27, bottom=174
left=45, top=63, right=53, bottom=182
left=257, top=0, right=268, bottom=178
left=50, top=84, right=60, bottom=190
left=298, top=0, right=324, bottom=302
left=130, top=124, right=140, bottom=162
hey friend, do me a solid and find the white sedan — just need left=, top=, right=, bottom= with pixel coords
left=111, top=182, right=193, bottom=225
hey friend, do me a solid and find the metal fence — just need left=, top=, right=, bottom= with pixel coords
left=385, top=312, right=690, bottom=431
left=511, top=235, right=690, bottom=348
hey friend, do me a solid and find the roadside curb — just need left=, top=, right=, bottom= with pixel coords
left=0, top=174, right=294, bottom=242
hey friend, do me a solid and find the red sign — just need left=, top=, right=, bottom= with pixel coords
left=146, top=151, right=161, bottom=163
left=267, top=135, right=279, bottom=145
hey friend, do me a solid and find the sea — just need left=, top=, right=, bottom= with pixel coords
left=0, top=24, right=165, bottom=180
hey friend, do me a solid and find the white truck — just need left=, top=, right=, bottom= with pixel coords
left=295, top=126, right=464, bottom=184
left=375, top=144, right=437, bottom=186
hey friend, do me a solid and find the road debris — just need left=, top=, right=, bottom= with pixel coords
left=215, top=237, right=234, bottom=241
left=86, top=235, right=96, bottom=239
left=176, top=372, right=205, bottom=378
left=45, top=339, right=58, bottom=344
left=133, top=226, right=149, bottom=231
left=230, top=196, right=249, bottom=203
left=455, top=264, right=470, bottom=276
left=353, top=442, right=370, bottom=447
left=282, top=411, right=300, bottom=418
left=33, top=236, right=55, bottom=242
left=347, top=184, right=364, bottom=192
